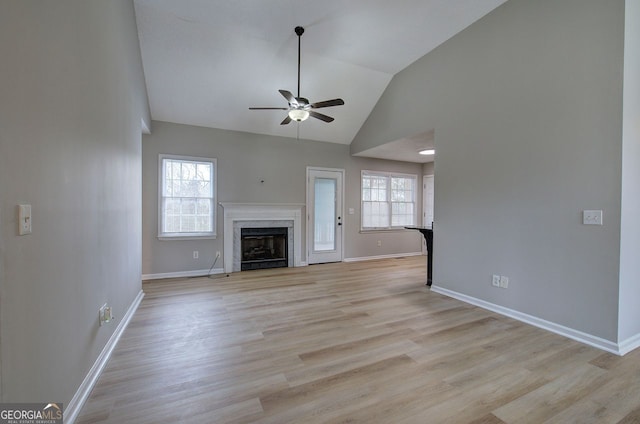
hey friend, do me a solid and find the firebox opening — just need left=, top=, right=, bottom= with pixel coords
left=241, top=227, right=288, bottom=271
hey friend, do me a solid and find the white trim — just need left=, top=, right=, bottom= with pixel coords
left=619, top=332, right=640, bottom=356
left=220, top=203, right=304, bottom=273
left=65, top=290, right=145, bottom=424
left=306, top=166, right=345, bottom=173
left=306, top=167, right=345, bottom=264
left=422, top=174, right=434, bottom=228
left=361, top=170, right=419, bottom=231
left=142, top=268, right=226, bottom=281
left=343, top=251, right=424, bottom=263
left=430, top=285, right=623, bottom=355
left=158, top=154, right=217, bottom=239
left=158, top=234, right=217, bottom=241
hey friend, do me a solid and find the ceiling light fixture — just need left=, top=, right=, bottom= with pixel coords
left=419, top=149, right=435, bottom=155
left=288, top=109, right=310, bottom=122
left=249, top=26, right=344, bottom=125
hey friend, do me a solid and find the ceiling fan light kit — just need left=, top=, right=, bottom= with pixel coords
left=288, top=109, right=310, bottom=122
left=249, top=26, right=345, bottom=125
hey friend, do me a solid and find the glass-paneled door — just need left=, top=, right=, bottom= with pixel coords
left=307, top=168, right=344, bottom=264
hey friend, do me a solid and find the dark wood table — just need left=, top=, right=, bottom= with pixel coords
left=405, top=226, right=433, bottom=286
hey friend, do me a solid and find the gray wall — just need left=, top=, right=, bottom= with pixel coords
left=142, top=121, right=424, bottom=276
left=422, top=162, right=434, bottom=176
left=619, top=0, right=640, bottom=342
left=0, top=0, right=149, bottom=404
left=352, top=0, right=629, bottom=342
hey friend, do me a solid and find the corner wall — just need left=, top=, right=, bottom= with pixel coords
left=352, top=0, right=626, bottom=342
left=0, top=0, right=149, bottom=405
left=618, top=0, right=640, bottom=345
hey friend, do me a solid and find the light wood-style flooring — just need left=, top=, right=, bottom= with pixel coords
left=77, top=256, right=640, bottom=423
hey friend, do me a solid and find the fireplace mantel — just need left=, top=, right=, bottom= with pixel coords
left=220, top=203, right=305, bottom=273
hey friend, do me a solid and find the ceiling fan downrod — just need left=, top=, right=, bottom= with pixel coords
left=295, top=26, right=304, bottom=100
left=247, top=25, right=344, bottom=125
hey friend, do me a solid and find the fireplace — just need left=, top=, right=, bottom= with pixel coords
left=241, top=227, right=288, bottom=270
left=220, top=203, right=304, bottom=273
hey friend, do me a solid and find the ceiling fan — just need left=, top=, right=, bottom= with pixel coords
left=249, top=26, right=345, bottom=125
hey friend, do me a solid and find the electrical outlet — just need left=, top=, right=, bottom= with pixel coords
left=500, top=276, right=509, bottom=288
left=492, top=275, right=501, bottom=287
left=193, top=250, right=199, bottom=259
left=377, top=240, right=382, bottom=247
left=216, top=251, right=220, bottom=258
left=583, top=210, right=603, bottom=225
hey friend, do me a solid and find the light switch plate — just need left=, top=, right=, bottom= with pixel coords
left=18, top=204, right=32, bottom=235
left=499, top=276, right=509, bottom=288
left=583, top=210, right=603, bottom=225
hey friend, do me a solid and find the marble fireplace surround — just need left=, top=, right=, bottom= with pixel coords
left=220, top=203, right=304, bottom=273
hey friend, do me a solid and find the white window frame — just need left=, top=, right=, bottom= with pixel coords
left=158, top=154, right=217, bottom=240
left=361, top=170, right=418, bottom=231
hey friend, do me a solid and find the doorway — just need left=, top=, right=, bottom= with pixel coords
left=307, top=167, right=344, bottom=264
left=423, top=174, right=434, bottom=228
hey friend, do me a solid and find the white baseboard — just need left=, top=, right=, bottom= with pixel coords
left=619, top=332, right=640, bottom=355
left=65, top=290, right=144, bottom=424
left=142, top=268, right=225, bottom=281
left=430, top=285, right=623, bottom=356
left=343, top=251, right=424, bottom=263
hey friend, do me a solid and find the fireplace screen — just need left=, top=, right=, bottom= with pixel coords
left=241, top=227, right=288, bottom=270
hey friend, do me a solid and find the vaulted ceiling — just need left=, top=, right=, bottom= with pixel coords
left=134, top=0, right=507, bottom=159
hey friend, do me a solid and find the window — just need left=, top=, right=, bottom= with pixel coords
left=362, top=171, right=417, bottom=230
left=159, top=155, right=216, bottom=239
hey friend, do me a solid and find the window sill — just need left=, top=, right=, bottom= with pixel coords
left=158, top=233, right=217, bottom=241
